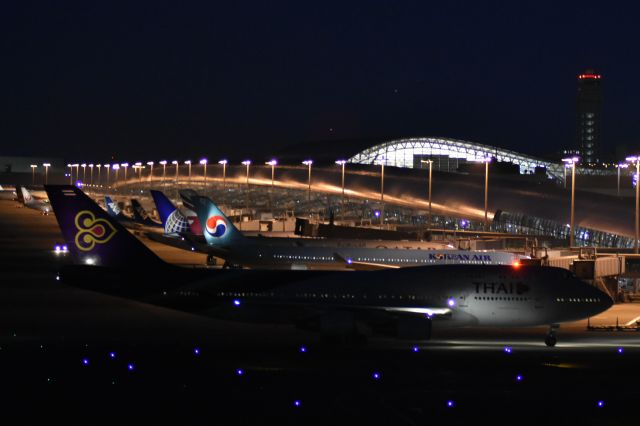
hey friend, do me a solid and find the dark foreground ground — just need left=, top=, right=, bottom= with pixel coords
left=2, top=199, right=640, bottom=425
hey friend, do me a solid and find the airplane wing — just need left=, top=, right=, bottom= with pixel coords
left=333, top=252, right=401, bottom=270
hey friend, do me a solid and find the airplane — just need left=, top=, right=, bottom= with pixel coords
left=143, top=189, right=198, bottom=252
left=130, top=198, right=163, bottom=228
left=104, top=195, right=142, bottom=229
left=44, top=184, right=613, bottom=346
left=16, top=185, right=51, bottom=214
left=179, top=188, right=454, bottom=248
left=187, top=193, right=528, bottom=270
left=0, top=184, right=17, bottom=201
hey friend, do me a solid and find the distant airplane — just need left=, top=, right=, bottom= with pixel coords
left=44, top=184, right=613, bottom=346
left=16, top=185, right=50, bottom=214
left=130, top=198, right=162, bottom=228
left=0, top=184, right=17, bottom=201
left=104, top=195, right=139, bottom=228
left=188, top=193, right=527, bottom=270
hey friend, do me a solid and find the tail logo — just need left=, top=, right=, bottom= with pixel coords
left=205, top=215, right=227, bottom=238
left=74, top=210, right=118, bottom=251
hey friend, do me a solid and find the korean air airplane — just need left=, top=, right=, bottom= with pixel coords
left=187, top=193, right=527, bottom=270
left=44, top=184, right=613, bottom=346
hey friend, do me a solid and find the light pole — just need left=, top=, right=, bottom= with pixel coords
left=112, top=164, right=120, bottom=188
left=421, top=159, right=434, bottom=230
left=121, top=163, right=129, bottom=184
left=88, top=164, right=94, bottom=186
left=146, top=161, right=154, bottom=183
left=30, top=164, right=37, bottom=184
left=617, top=163, right=628, bottom=197
left=104, top=164, right=110, bottom=187
left=266, top=159, right=277, bottom=209
left=242, top=160, right=251, bottom=222
left=172, top=161, right=179, bottom=182
left=374, top=158, right=385, bottom=229
left=302, top=160, right=313, bottom=202
left=476, top=157, right=492, bottom=231
left=218, top=160, right=228, bottom=188
left=81, top=163, right=87, bottom=183
left=73, top=164, right=80, bottom=184
left=185, top=160, right=192, bottom=184
left=200, top=159, right=208, bottom=187
left=134, top=162, right=143, bottom=182
left=335, top=160, right=347, bottom=221
left=242, top=160, right=251, bottom=186
left=218, top=160, right=228, bottom=206
left=563, top=157, right=579, bottom=247
left=67, top=164, right=73, bottom=184
left=266, top=160, right=277, bottom=188
left=159, top=160, right=167, bottom=186
left=627, top=156, right=640, bottom=253
left=42, top=163, right=50, bottom=185
left=96, top=164, right=101, bottom=187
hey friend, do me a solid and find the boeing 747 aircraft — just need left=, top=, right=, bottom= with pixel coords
left=45, top=185, right=612, bottom=346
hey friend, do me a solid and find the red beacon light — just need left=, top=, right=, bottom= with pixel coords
left=578, top=74, right=601, bottom=80
left=512, top=261, right=521, bottom=268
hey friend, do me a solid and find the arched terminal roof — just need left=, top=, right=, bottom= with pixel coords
left=348, top=137, right=564, bottom=178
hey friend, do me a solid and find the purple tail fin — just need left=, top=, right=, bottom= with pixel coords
left=45, top=185, right=164, bottom=268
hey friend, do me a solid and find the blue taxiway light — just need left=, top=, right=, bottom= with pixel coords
left=236, top=369, right=243, bottom=376
left=372, top=372, right=381, bottom=380
left=233, top=299, right=241, bottom=306
left=194, top=348, right=200, bottom=355
left=294, top=400, right=301, bottom=407
left=82, top=358, right=89, bottom=366
left=597, top=400, right=604, bottom=407
left=516, top=374, right=523, bottom=381
left=447, top=400, right=455, bottom=408
left=300, top=346, right=306, bottom=353
left=127, top=364, right=135, bottom=371
left=504, top=346, right=512, bottom=354
left=109, top=352, right=116, bottom=359
left=617, top=347, right=624, bottom=354
left=412, top=346, right=419, bottom=352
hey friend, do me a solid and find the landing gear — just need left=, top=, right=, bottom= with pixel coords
left=545, top=324, right=559, bottom=347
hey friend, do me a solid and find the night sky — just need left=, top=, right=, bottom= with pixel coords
left=2, top=1, right=639, bottom=162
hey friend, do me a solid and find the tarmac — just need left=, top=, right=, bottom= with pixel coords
left=2, top=198, right=640, bottom=425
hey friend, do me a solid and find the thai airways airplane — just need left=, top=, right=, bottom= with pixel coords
left=44, top=184, right=612, bottom=346
left=16, top=185, right=50, bottom=214
left=187, top=193, right=527, bottom=270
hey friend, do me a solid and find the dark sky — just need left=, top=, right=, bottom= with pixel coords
left=2, top=1, right=639, bottom=162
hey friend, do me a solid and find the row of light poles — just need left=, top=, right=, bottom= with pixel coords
left=30, top=163, right=51, bottom=184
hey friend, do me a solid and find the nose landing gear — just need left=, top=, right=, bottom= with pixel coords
left=545, top=324, right=559, bottom=347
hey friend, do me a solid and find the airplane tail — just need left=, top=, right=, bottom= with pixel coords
left=104, top=195, right=121, bottom=217
left=178, top=189, right=203, bottom=235
left=18, top=185, right=34, bottom=204
left=150, top=190, right=190, bottom=234
left=130, top=198, right=148, bottom=221
left=45, top=185, right=164, bottom=268
left=15, top=184, right=25, bottom=203
left=189, top=194, right=244, bottom=246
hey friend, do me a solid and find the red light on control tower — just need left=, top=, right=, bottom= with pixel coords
left=578, top=73, right=601, bottom=80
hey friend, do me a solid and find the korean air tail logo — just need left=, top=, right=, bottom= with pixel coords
left=205, top=215, right=227, bottom=238
left=74, top=210, right=117, bottom=251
